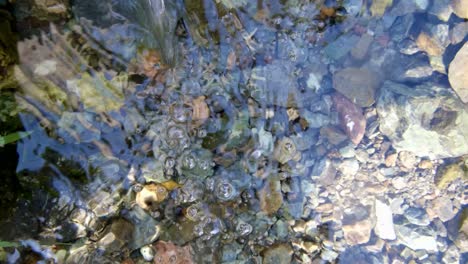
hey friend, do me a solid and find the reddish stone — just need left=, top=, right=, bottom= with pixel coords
left=332, top=92, right=366, bottom=145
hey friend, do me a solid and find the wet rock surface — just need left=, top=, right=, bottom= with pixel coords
left=0, top=0, right=467, bottom=263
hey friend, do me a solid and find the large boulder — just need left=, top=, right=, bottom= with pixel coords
left=376, top=81, right=468, bottom=159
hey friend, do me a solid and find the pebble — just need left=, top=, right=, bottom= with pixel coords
left=337, top=158, right=360, bottom=177
left=399, top=151, right=417, bottom=169
left=140, top=245, right=155, bottom=262
left=392, top=176, right=407, bottom=190
left=418, top=159, right=433, bottom=169
left=385, top=153, right=397, bottom=167
left=339, top=144, right=356, bottom=158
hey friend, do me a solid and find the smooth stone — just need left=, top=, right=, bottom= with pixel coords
left=448, top=42, right=468, bottom=103
left=140, top=245, right=155, bottom=262
left=374, top=200, right=396, bottom=240
left=332, top=67, right=380, bottom=107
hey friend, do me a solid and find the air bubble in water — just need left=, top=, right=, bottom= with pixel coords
left=215, top=181, right=235, bottom=200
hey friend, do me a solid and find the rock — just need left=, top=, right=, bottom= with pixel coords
left=448, top=42, right=468, bottom=103
left=394, top=224, right=438, bottom=251
left=332, top=67, right=380, bottom=107
left=374, top=200, right=396, bottom=240
left=416, top=32, right=444, bottom=57
left=404, top=207, right=431, bottom=226
left=452, top=0, right=468, bottom=19
left=97, top=218, right=134, bottom=254
left=324, top=34, right=360, bottom=60
left=429, top=0, right=453, bottom=21
left=432, top=197, right=457, bottom=222
left=311, top=158, right=337, bottom=186
left=301, top=110, right=330, bottom=128
left=273, top=137, right=298, bottom=164
left=450, top=22, right=468, bottom=45
left=418, top=159, right=433, bottom=169
left=337, top=158, right=360, bottom=177
left=376, top=81, right=468, bottom=159
left=320, top=125, right=348, bottom=145
left=391, top=177, right=407, bottom=190
left=259, top=178, right=283, bottom=215
left=342, top=219, right=373, bottom=246
left=136, top=183, right=168, bottom=211
left=332, top=92, right=366, bottom=145
left=351, top=34, right=373, bottom=60
left=385, top=153, right=398, bottom=167
left=339, top=144, right=356, bottom=158
left=435, top=162, right=466, bottom=189
left=153, top=241, right=194, bottom=264
left=370, top=0, right=393, bottom=17
left=191, top=96, right=209, bottom=126
left=140, top=245, right=155, bottom=262
left=262, top=244, right=293, bottom=264
left=398, top=151, right=417, bottom=169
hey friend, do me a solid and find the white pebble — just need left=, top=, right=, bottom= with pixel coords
left=140, top=245, right=155, bottom=262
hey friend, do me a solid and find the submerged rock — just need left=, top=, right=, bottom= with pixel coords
left=262, top=244, right=293, bottom=264
left=376, top=81, right=468, bottom=159
left=452, top=0, right=468, bottom=19
left=153, top=241, right=194, bottom=264
left=259, top=178, right=283, bottom=215
left=448, top=42, right=468, bottom=103
left=374, top=200, right=396, bottom=240
left=332, top=92, right=366, bottom=145
left=332, top=67, right=380, bottom=107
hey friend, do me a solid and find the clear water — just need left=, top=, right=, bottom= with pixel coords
left=0, top=0, right=467, bottom=263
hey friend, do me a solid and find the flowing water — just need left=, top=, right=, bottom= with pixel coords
left=0, top=0, right=467, bottom=263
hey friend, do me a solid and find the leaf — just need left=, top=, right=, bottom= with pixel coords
left=0, top=241, right=20, bottom=248
left=0, top=131, right=33, bottom=147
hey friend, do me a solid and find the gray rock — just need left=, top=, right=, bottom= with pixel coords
left=337, top=158, right=360, bottom=176
left=432, top=197, right=457, bottom=222
left=324, top=34, right=360, bottom=61
left=404, top=207, right=431, bottom=226
left=311, top=158, right=337, bottom=186
left=394, top=223, right=438, bottom=251
left=332, top=67, right=380, bottom=107
left=376, top=81, right=468, bottom=159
